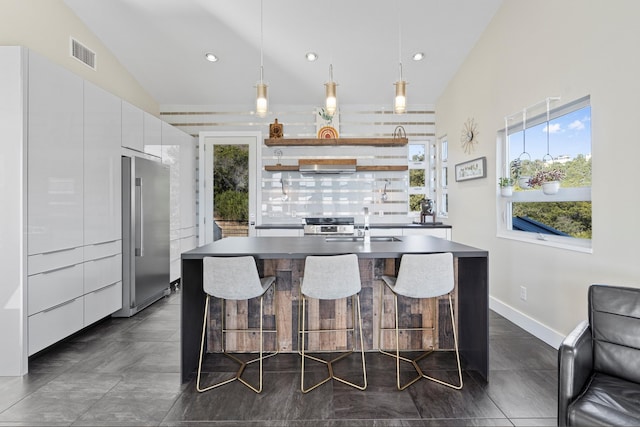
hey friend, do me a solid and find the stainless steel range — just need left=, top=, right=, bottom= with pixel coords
left=303, top=217, right=355, bottom=235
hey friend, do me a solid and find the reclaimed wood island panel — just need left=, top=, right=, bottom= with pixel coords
left=180, top=235, right=489, bottom=383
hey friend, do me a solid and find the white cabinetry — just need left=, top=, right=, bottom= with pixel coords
left=122, top=101, right=163, bottom=158
left=162, top=122, right=197, bottom=282
left=0, top=46, right=27, bottom=375
left=27, top=50, right=84, bottom=255
left=403, top=227, right=451, bottom=240
left=24, top=51, right=123, bottom=356
left=370, top=228, right=403, bottom=237
left=256, top=228, right=303, bottom=237
left=143, top=111, right=162, bottom=157
left=179, top=131, right=197, bottom=254
left=83, top=82, right=123, bottom=326
left=121, top=100, right=144, bottom=152
left=84, top=81, right=121, bottom=244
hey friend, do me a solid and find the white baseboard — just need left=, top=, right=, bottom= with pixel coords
left=489, top=296, right=565, bottom=349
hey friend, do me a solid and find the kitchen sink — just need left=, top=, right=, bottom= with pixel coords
left=325, top=236, right=402, bottom=243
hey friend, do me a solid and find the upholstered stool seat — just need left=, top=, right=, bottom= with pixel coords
left=196, top=256, right=277, bottom=393
left=379, top=252, right=463, bottom=390
left=299, top=253, right=367, bottom=393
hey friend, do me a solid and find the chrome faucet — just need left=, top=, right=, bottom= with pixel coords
left=363, top=207, right=370, bottom=244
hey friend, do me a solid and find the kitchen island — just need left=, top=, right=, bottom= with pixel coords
left=180, top=235, right=488, bottom=383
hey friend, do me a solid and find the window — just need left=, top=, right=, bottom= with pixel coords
left=408, top=142, right=427, bottom=212
left=408, top=139, right=447, bottom=218
left=438, top=136, right=449, bottom=218
left=498, top=96, right=592, bottom=251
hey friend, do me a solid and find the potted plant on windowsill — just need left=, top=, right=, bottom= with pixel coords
left=528, top=168, right=566, bottom=195
left=498, top=177, right=515, bottom=197
left=511, top=158, right=531, bottom=189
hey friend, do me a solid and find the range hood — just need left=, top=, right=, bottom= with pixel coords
left=298, top=159, right=356, bottom=174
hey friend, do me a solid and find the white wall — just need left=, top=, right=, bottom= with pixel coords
left=436, top=0, right=640, bottom=345
left=0, top=0, right=157, bottom=114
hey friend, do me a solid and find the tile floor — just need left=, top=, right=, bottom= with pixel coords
left=0, top=289, right=559, bottom=426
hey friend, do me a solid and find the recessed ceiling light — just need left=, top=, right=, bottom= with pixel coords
left=205, top=53, right=219, bottom=62
left=305, top=52, right=318, bottom=62
left=412, top=52, right=425, bottom=61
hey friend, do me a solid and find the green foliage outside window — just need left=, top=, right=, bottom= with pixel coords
left=213, top=145, right=249, bottom=221
left=512, top=155, right=591, bottom=188
left=214, top=190, right=248, bottom=221
left=410, top=169, right=425, bottom=187
left=409, top=194, right=424, bottom=212
left=513, top=201, right=592, bottom=239
left=512, top=156, right=592, bottom=238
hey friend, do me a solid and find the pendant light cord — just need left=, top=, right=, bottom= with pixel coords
left=398, top=3, right=403, bottom=79
left=260, top=0, right=264, bottom=83
left=544, top=98, right=552, bottom=162
left=519, top=108, right=530, bottom=160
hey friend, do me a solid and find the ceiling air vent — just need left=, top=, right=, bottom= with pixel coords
left=70, top=38, right=96, bottom=70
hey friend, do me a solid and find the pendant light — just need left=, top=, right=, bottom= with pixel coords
left=394, top=7, right=407, bottom=114
left=394, top=65, right=407, bottom=114
left=256, top=0, right=268, bottom=117
left=325, top=64, right=337, bottom=116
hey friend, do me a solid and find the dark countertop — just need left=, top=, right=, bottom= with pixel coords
left=255, top=222, right=452, bottom=229
left=182, top=235, right=485, bottom=260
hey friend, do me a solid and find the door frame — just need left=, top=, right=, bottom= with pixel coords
left=198, top=131, right=261, bottom=245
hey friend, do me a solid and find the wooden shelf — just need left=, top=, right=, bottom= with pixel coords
left=264, top=137, right=408, bottom=147
left=264, top=165, right=408, bottom=172
left=356, top=165, right=408, bottom=171
left=264, top=165, right=298, bottom=171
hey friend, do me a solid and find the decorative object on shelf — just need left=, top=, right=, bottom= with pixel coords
left=316, top=107, right=339, bottom=138
left=269, top=119, right=283, bottom=139
left=393, top=125, right=406, bottom=139
left=317, top=126, right=339, bottom=139
left=419, top=198, right=440, bottom=224
left=498, top=177, right=515, bottom=197
left=460, top=117, right=479, bottom=154
left=274, top=149, right=283, bottom=165
left=528, top=168, right=566, bottom=195
left=455, top=156, right=486, bottom=182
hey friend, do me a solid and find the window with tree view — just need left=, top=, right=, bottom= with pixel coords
left=500, top=96, right=591, bottom=248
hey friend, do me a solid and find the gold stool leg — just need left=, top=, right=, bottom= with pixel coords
left=197, top=287, right=278, bottom=394
left=378, top=284, right=421, bottom=390
left=379, top=285, right=462, bottom=390
left=419, top=294, right=463, bottom=390
left=196, top=295, right=212, bottom=392
left=300, top=294, right=367, bottom=393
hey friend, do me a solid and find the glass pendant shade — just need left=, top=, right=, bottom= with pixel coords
left=256, top=82, right=268, bottom=117
left=394, top=80, right=407, bottom=114
left=325, top=81, right=337, bottom=116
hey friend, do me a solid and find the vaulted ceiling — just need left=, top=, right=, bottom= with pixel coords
left=64, top=0, right=503, bottom=109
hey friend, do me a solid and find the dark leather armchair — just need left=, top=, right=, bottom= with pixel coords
left=558, top=284, right=640, bottom=426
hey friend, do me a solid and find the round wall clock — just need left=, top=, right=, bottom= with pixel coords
left=460, top=117, right=479, bottom=154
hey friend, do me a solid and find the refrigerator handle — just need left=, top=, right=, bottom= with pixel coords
left=135, top=177, right=144, bottom=257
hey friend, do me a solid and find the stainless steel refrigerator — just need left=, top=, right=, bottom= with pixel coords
left=113, top=156, right=170, bottom=317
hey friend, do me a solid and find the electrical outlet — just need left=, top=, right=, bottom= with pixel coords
left=520, top=286, right=527, bottom=301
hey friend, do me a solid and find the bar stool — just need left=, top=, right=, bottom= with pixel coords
left=197, top=256, right=277, bottom=393
left=378, top=252, right=463, bottom=390
left=299, top=253, right=367, bottom=393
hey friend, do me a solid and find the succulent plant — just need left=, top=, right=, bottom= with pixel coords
left=498, top=177, right=515, bottom=187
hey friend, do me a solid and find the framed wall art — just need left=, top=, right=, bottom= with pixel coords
left=455, top=156, right=486, bottom=182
